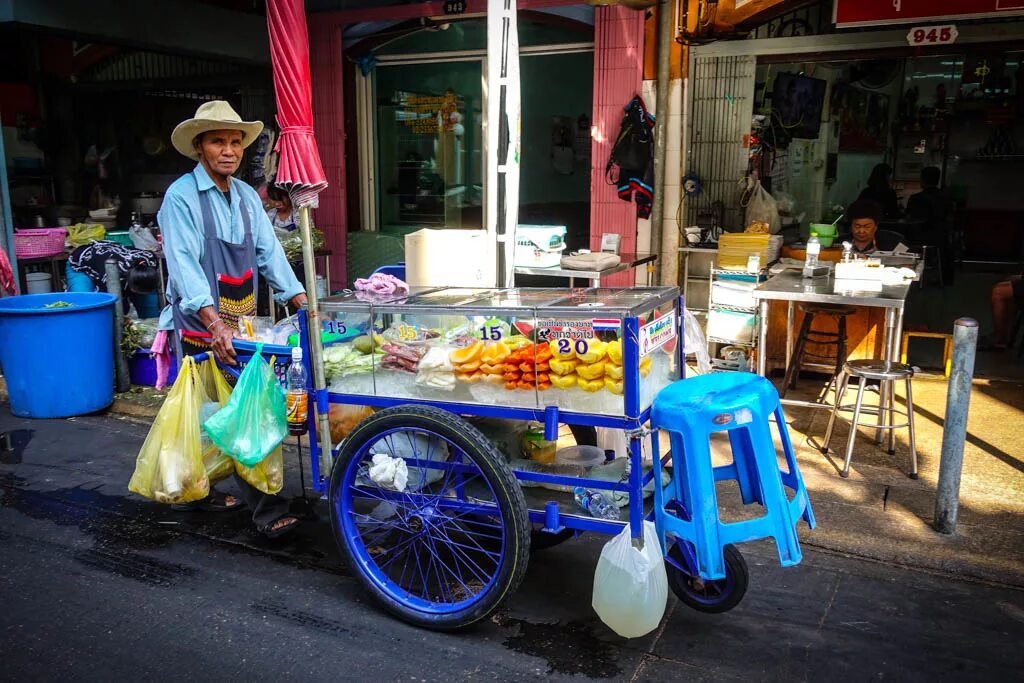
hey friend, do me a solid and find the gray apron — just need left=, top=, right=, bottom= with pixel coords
left=173, top=178, right=258, bottom=358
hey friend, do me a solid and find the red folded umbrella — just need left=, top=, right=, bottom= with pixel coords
left=267, top=0, right=327, bottom=208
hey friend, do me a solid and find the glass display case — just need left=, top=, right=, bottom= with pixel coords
left=317, top=286, right=681, bottom=419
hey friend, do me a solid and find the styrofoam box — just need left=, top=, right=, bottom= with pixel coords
left=707, top=309, right=756, bottom=343
left=711, top=280, right=756, bottom=309
left=514, top=224, right=566, bottom=268
left=405, top=229, right=497, bottom=288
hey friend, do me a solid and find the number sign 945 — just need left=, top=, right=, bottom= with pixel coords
left=907, top=25, right=957, bottom=46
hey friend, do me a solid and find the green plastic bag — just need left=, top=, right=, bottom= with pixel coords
left=203, top=343, right=288, bottom=467
left=203, top=358, right=284, bottom=494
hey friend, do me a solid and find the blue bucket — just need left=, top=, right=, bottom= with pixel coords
left=0, top=292, right=118, bottom=418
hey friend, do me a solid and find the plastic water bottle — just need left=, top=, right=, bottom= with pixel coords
left=803, top=232, right=821, bottom=277
left=286, top=347, right=308, bottom=436
left=573, top=487, right=621, bottom=520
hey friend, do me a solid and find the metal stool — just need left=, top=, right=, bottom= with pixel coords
left=782, top=303, right=856, bottom=397
left=820, top=360, right=919, bottom=479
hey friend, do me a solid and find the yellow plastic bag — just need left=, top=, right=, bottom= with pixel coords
left=128, top=356, right=211, bottom=504
left=67, top=223, right=106, bottom=248
left=203, top=358, right=284, bottom=495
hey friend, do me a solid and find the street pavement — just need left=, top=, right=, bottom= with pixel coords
left=1, top=411, right=1023, bottom=682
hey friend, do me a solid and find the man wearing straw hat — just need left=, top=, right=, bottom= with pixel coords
left=158, top=100, right=305, bottom=537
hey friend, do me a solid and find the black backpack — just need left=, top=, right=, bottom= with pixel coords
left=606, top=96, right=653, bottom=179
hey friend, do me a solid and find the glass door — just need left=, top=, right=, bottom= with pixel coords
left=374, top=61, right=484, bottom=233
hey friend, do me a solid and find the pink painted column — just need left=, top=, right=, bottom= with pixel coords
left=308, top=21, right=347, bottom=289
left=589, top=6, right=645, bottom=287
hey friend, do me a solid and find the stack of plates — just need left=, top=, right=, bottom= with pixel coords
left=716, top=233, right=771, bottom=270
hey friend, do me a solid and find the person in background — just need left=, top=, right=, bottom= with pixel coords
left=907, top=166, right=954, bottom=285
left=845, top=199, right=900, bottom=255
left=985, top=274, right=1023, bottom=351
left=67, top=241, right=160, bottom=314
left=159, top=100, right=307, bottom=538
left=265, top=184, right=297, bottom=234
left=858, top=163, right=900, bottom=219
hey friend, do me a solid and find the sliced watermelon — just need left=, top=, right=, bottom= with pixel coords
left=513, top=320, right=534, bottom=337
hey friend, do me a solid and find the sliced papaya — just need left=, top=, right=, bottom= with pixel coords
left=504, top=381, right=519, bottom=390
left=538, top=381, right=552, bottom=391
left=503, top=371, right=522, bottom=382
left=534, top=361, right=550, bottom=372
left=517, top=380, right=535, bottom=390
left=535, top=372, right=550, bottom=384
left=450, top=340, right=484, bottom=365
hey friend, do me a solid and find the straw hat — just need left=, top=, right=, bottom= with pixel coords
left=171, top=100, right=264, bottom=160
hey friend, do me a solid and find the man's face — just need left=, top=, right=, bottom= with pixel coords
left=851, top=218, right=878, bottom=245
left=196, top=129, right=244, bottom=177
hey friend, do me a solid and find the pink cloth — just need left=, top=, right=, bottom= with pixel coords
left=0, top=247, right=18, bottom=296
left=353, top=273, right=408, bottom=296
left=152, top=330, right=172, bottom=390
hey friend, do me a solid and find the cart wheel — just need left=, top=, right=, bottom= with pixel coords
left=329, top=405, right=530, bottom=630
left=530, top=527, right=575, bottom=550
left=665, top=541, right=748, bottom=613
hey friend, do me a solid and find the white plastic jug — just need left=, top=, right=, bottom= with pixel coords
left=592, top=521, right=668, bottom=638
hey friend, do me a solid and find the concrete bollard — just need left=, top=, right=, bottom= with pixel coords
left=105, top=258, right=130, bottom=394
left=934, top=317, right=978, bottom=535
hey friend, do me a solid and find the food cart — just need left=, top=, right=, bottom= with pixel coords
left=258, top=284, right=752, bottom=630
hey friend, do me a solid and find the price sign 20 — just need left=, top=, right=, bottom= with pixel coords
left=907, top=24, right=958, bottom=46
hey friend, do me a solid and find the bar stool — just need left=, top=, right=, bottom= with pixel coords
left=820, top=360, right=919, bottom=479
left=918, top=245, right=943, bottom=289
left=651, top=372, right=816, bottom=580
left=782, top=303, right=857, bottom=397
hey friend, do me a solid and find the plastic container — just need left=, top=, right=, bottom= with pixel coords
left=105, top=230, right=133, bottom=247
left=13, top=228, right=67, bottom=258
left=0, top=292, right=117, bottom=418
left=710, top=280, right=757, bottom=309
left=129, top=348, right=179, bottom=387
left=25, top=272, right=52, bottom=294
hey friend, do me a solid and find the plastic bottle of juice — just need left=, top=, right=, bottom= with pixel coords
left=286, top=347, right=308, bottom=436
left=573, top=487, right=621, bottom=520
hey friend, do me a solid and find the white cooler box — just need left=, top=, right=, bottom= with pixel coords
left=707, top=309, right=757, bottom=344
left=405, top=229, right=497, bottom=288
left=515, top=225, right=566, bottom=268
left=711, top=280, right=757, bottom=309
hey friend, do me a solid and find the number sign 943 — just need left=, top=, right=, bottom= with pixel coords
left=907, top=24, right=958, bottom=46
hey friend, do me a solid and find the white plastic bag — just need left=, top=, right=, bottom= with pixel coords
left=592, top=521, right=668, bottom=638
left=368, top=453, right=409, bottom=492
left=743, top=179, right=781, bottom=235
left=130, top=226, right=160, bottom=251
left=683, top=307, right=712, bottom=375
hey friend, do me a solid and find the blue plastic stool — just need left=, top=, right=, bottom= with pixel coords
left=371, top=263, right=406, bottom=281
left=650, top=372, right=815, bottom=580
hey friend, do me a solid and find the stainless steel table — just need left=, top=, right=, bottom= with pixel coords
left=514, top=252, right=657, bottom=287
left=752, top=265, right=920, bottom=422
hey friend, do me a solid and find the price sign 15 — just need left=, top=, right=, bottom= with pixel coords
left=479, top=325, right=502, bottom=341
left=907, top=24, right=958, bottom=46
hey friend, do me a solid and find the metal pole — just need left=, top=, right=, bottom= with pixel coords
left=934, top=317, right=978, bottom=535
left=105, top=258, right=130, bottom=393
left=297, top=205, right=333, bottom=478
left=648, top=0, right=673, bottom=284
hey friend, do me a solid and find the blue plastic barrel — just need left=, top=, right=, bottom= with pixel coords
left=0, top=292, right=118, bottom=418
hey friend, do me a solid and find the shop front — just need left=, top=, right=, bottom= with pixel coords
left=307, top=1, right=649, bottom=289
left=680, top=0, right=1024, bottom=379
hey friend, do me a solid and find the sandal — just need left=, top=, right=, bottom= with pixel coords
left=258, top=515, right=300, bottom=539
left=172, top=490, right=245, bottom=512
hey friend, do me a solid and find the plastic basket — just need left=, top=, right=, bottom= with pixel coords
left=14, top=228, right=67, bottom=259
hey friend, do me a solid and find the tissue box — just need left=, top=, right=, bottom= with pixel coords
left=834, top=259, right=884, bottom=281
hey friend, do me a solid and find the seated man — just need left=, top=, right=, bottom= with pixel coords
left=987, top=274, right=1023, bottom=350
left=907, top=166, right=954, bottom=285
left=844, top=199, right=899, bottom=255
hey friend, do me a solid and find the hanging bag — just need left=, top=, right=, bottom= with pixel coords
left=606, top=96, right=653, bottom=181
left=592, top=521, right=668, bottom=638
left=128, top=356, right=212, bottom=504
left=203, top=343, right=288, bottom=468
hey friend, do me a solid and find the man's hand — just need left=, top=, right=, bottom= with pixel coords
left=210, top=320, right=238, bottom=366
left=290, top=293, right=308, bottom=310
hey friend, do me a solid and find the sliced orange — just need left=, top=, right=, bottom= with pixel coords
left=449, top=340, right=484, bottom=365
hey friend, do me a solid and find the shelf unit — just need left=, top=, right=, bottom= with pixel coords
left=679, top=246, right=717, bottom=314
left=705, top=268, right=766, bottom=372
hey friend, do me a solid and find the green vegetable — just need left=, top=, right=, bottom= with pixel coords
left=43, top=301, right=74, bottom=309
left=324, top=344, right=382, bottom=381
